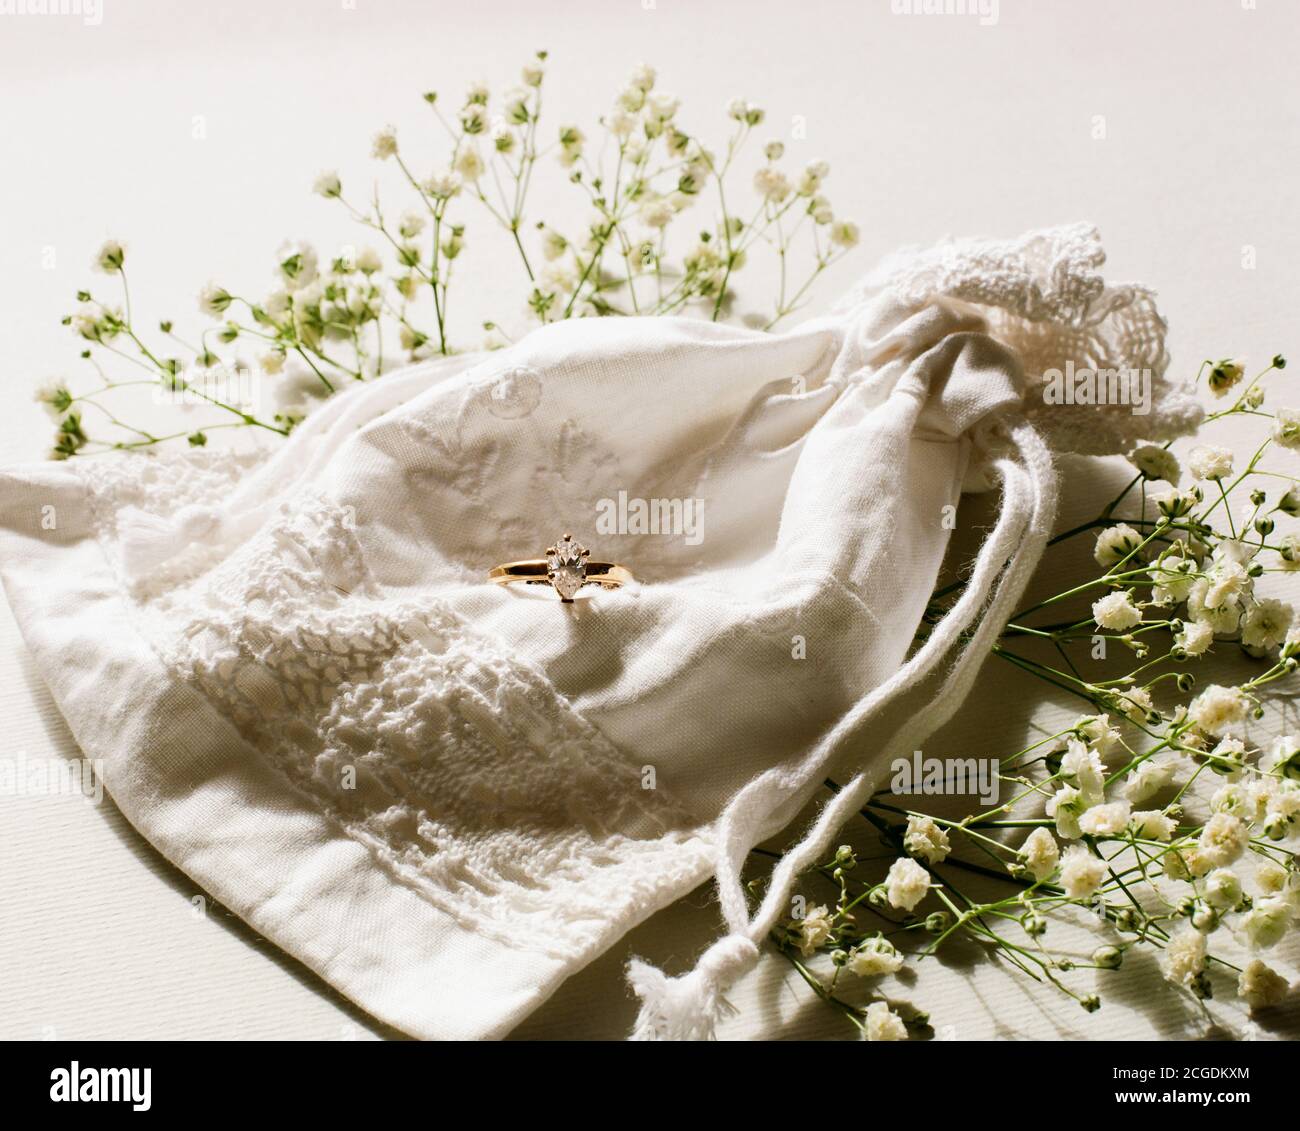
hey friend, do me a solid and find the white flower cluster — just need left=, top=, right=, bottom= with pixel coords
left=51, top=52, right=871, bottom=456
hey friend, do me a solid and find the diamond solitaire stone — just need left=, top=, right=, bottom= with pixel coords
left=547, top=535, right=588, bottom=601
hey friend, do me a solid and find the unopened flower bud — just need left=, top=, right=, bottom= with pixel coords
left=924, top=912, right=950, bottom=934
left=1093, top=946, right=1123, bottom=970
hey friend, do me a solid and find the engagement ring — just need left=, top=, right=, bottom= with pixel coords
left=489, top=533, right=633, bottom=602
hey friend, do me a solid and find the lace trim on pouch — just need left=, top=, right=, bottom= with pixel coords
left=75, top=454, right=711, bottom=961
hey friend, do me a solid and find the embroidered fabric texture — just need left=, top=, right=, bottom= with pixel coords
left=79, top=462, right=709, bottom=962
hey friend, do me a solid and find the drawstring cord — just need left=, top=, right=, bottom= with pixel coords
left=626, top=417, right=1057, bottom=1040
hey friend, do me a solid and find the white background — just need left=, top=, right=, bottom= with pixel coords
left=1, top=0, right=1298, bottom=1039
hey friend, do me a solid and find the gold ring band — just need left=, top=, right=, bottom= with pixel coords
left=489, top=534, right=633, bottom=602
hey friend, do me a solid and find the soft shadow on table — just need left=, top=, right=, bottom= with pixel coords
left=15, top=650, right=407, bottom=1041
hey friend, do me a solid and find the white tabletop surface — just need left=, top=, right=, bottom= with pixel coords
left=1, top=0, right=1298, bottom=1040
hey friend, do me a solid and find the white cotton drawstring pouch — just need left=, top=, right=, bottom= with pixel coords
left=0, top=224, right=1200, bottom=1039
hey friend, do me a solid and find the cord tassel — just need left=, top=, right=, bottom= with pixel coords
left=626, top=934, right=760, bottom=1041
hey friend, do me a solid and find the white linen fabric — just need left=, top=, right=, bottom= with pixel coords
left=0, top=224, right=1198, bottom=1040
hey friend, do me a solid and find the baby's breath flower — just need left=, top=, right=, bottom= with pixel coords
left=1276, top=533, right=1300, bottom=570
left=460, top=104, right=488, bottom=135
left=1255, top=859, right=1290, bottom=897
left=1151, top=484, right=1200, bottom=520
left=1078, top=800, right=1132, bottom=836
left=538, top=228, right=568, bottom=262
left=1188, top=684, right=1249, bottom=738
left=884, top=856, right=931, bottom=911
left=69, top=303, right=102, bottom=341
left=1261, top=734, right=1300, bottom=779
left=1278, top=486, right=1300, bottom=516
left=371, top=125, right=398, bottom=160
left=259, top=350, right=285, bottom=375
left=441, top=227, right=465, bottom=260
left=1123, top=754, right=1180, bottom=803
left=1059, top=845, right=1106, bottom=900
left=1116, top=686, right=1156, bottom=724
left=797, top=159, right=829, bottom=196
left=1162, top=926, right=1207, bottom=988
left=1061, top=738, right=1106, bottom=804
left=1092, top=590, right=1142, bottom=631
left=312, top=170, right=342, bottom=198
left=617, top=85, right=646, bottom=113
left=93, top=239, right=126, bottom=274
left=398, top=211, right=426, bottom=240
left=1019, top=826, right=1059, bottom=880
left=1272, top=407, right=1300, bottom=450
left=796, top=904, right=833, bottom=956
left=1242, top=598, right=1294, bottom=652
left=903, top=814, right=950, bottom=864
left=1238, top=959, right=1289, bottom=1010
left=726, top=97, right=765, bottom=126
left=1241, top=897, right=1291, bottom=950
left=763, top=140, right=785, bottom=161
left=1208, top=358, right=1246, bottom=396
left=830, top=220, right=860, bottom=249
left=1094, top=523, right=1142, bottom=567
left=628, top=62, right=656, bottom=93
left=1048, top=784, right=1084, bottom=840
left=34, top=379, right=74, bottom=420
left=808, top=196, right=834, bottom=225
left=276, top=239, right=318, bottom=286
left=1204, top=553, right=1250, bottom=611
left=1129, top=444, right=1179, bottom=483
left=1188, top=444, right=1234, bottom=482
left=1131, top=809, right=1176, bottom=841
left=422, top=170, right=463, bottom=200
left=1204, top=868, right=1243, bottom=910
left=863, top=1001, right=907, bottom=1042
left=1075, top=714, right=1121, bottom=754
left=503, top=88, right=530, bottom=125
left=1150, top=547, right=1198, bottom=607
left=355, top=247, right=382, bottom=275
left=454, top=145, right=486, bottom=182
left=557, top=124, right=585, bottom=166
left=1196, top=811, right=1248, bottom=868
left=1186, top=579, right=1242, bottom=636
left=607, top=109, right=637, bottom=140
left=1206, top=735, right=1249, bottom=776
left=393, top=274, right=419, bottom=301
left=846, top=935, right=904, bottom=978
left=491, top=123, right=516, bottom=153
left=521, top=59, right=545, bottom=88
left=645, top=92, right=680, bottom=124
left=753, top=166, right=791, bottom=204
left=638, top=196, right=676, bottom=230
left=1175, top=619, right=1215, bottom=657
left=197, top=282, right=232, bottom=318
